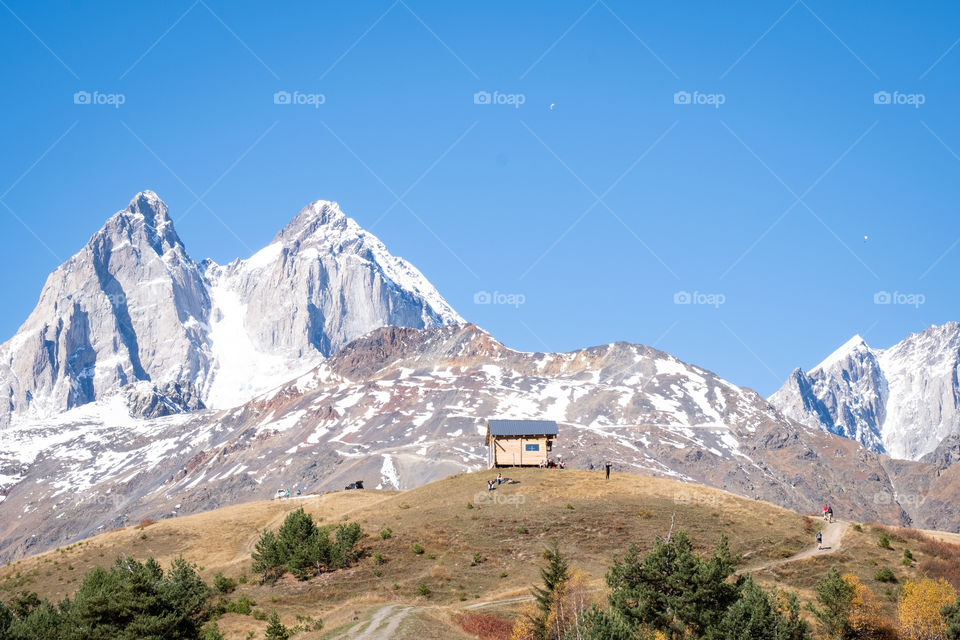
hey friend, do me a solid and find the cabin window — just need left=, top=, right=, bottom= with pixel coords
left=525, top=444, right=540, bottom=451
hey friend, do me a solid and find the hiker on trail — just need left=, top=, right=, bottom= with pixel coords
left=816, top=531, right=823, bottom=550
left=827, top=506, right=834, bottom=523
left=605, top=461, right=612, bottom=480
left=822, top=505, right=829, bottom=520
left=496, top=473, right=503, bottom=485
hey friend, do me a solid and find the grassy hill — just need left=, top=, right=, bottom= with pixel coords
left=1, top=468, right=958, bottom=639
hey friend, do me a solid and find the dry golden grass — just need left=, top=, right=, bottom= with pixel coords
left=0, top=469, right=956, bottom=639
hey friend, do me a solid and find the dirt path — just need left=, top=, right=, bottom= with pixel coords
left=741, top=519, right=850, bottom=574
left=335, top=604, right=414, bottom=639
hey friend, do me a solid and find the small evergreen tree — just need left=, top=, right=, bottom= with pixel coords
left=720, top=576, right=809, bottom=640
left=806, top=567, right=855, bottom=640
left=533, top=541, right=570, bottom=617
left=264, top=611, right=290, bottom=640
left=944, top=597, right=960, bottom=640
left=251, top=529, right=284, bottom=583
left=605, top=530, right=740, bottom=640
left=330, top=521, right=363, bottom=569
left=276, top=508, right=318, bottom=579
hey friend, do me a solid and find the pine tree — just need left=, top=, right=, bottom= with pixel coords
left=944, top=597, right=960, bottom=640
left=533, top=541, right=570, bottom=617
left=251, top=529, right=284, bottom=583
left=276, top=508, right=318, bottom=579
left=720, top=576, right=810, bottom=640
left=264, top=611, right=290, bottom=640
left=330, top=522, right=363, bottom=569
left=806, top=567, right=855, bottom=640
left=605, top=530, right=740, bottom=640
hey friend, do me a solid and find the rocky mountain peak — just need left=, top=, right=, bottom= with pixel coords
left=273, top=200, right=348, bottom=246
left=95, top=190, right=183, bottom=257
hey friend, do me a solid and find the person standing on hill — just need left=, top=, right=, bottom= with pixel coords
left=605, top=461, right=612, bottom=480
left=827, top=506, right=834, bottom=523
left=816, top=531, right=823, bottom=550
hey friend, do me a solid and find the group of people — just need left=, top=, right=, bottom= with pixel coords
left=487, top=473, right=505, bottom=490
left=816, top=504, right=835, bottom=550
left=538, top=456, right=565, bottom=469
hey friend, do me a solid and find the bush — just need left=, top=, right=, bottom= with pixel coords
left=373, top=552, right=385, bottom=566
left=471, top=552, right=483, bottom=567
left=411, top=543, right=425, bottom=555
left=878, top=533, right=892, bottom=549
left=379, top=527, right=392, bottom=539
left=456, top=612, right=514, bottom=639
left=213, top=573, right=237, bottom=594
left=220, top=595, right=256, bottom=615
left=853, top=523, right=863, bottom=532
left=874, top=567, right=897, bottom=583
left=252, top=508, right=363, bottom=582
left=515, top=526, right=528, bottom=534
left=417, top=583, right=431, bottom=597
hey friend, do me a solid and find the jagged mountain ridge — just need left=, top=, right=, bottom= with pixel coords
left=769, top=323, right=960, bottom=460
left=0, top=191, right=462, bottom=425
left=3, top=323, right=959, bottom=561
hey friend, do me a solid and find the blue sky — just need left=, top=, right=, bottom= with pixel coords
left=1, top=1, right=959, bottom=396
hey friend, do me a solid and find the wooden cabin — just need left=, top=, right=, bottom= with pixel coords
left=485, top=419, right=558, bottom=468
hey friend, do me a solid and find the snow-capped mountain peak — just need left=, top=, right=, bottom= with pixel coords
left=0, top=191, right=463, bottom=424
left=771, top=322, right=960, bottom=460
left=811, top=333, right=869, bottom=373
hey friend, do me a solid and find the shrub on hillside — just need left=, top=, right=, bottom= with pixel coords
left=875, top=567, right=897, bottom=583
left=213, top=572, right=237, bottom=594
left=457, top=612, right=513, bottom=639
left=251, top=507, right=363, bottom=583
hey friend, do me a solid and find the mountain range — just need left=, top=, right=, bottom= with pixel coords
left=1, top=191, right=959, bottom=560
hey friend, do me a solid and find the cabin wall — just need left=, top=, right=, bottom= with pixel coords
left=491, top=436, right=552, bottom=467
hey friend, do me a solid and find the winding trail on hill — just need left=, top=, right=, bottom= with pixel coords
left=741, top=519, right=850, bottom=574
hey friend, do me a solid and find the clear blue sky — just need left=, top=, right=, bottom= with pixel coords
left=1, top=1, right=959, bottom=396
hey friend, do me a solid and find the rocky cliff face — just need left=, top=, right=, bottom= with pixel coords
left=769, top=324, right=960, bottom=460
left=0, top=192, right=462, bottom=424
left=0, top=191, right=210, bottom=425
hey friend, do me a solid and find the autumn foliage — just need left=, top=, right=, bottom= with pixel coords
left=898, top=578, right=958, bottom=640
